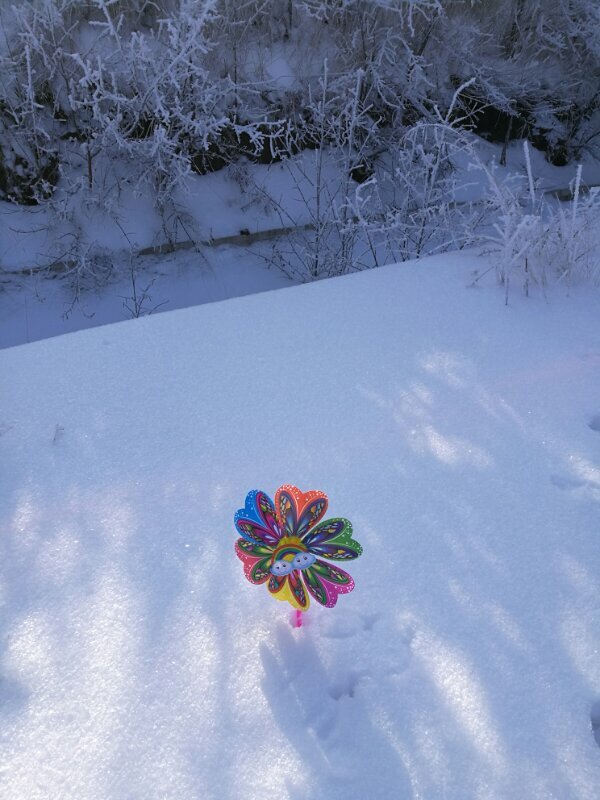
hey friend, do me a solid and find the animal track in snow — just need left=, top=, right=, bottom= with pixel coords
left=550, top=474, right=588, bottom=491
left=550, top=473, right=600, bottom=501
left=362, top=612, right=381, bottom=632
left=591, top=700, right=600, bottom=749
left=328, top=669, right=369, bottom=701
left=588, top=414, right=600, bottom=433
left=319, top=610, right=381, bottom=640
left=321, top=612, right=414, bottom=706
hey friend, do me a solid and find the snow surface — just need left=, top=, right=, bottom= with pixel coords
left=0, top=244, right=293, bottom=349
left=1, top=252, right=600, bottom=799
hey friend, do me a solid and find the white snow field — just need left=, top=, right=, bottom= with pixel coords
left=1, top=252, right=599, bottom=799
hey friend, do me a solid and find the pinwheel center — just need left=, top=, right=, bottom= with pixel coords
left=272, top=536, right=305, bottom=560
left=270, top=537, right=316, bottom=575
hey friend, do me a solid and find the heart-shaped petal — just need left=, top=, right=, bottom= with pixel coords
left=235, top=538, right=273, bottom=584
left=303, top=518, right=362, bottom=560
left=302, top=560, right=355, bottom=608
left=235, top=489, right=281, bottom=545
left=274, top=484, right=328, bottom=538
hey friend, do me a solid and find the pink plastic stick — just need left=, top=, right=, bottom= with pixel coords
left=294, top=609, right=303, bottom=628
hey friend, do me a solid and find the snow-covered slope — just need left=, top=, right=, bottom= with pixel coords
left=1, top=252, right=599, bottom=799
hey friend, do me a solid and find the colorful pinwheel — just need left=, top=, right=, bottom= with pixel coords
left=234, top=484, right=362, bottom=611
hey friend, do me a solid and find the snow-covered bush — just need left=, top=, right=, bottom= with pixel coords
left=477, top=143, right=600, bottom=290
left=347, top=80, right=482, bottom=265
left=0, top=0, right=598, bottom=293
left=440, top=0, right=600, bottom=164
left=538, top=181, right=600, bottom=287
left=3, top=0, right=596, bottom=209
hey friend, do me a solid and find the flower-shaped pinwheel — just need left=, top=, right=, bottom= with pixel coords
left=234, top=485, right=362, bottom=610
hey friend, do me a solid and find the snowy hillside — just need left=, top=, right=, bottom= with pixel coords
left=1, top=252, right=600, bottom=799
